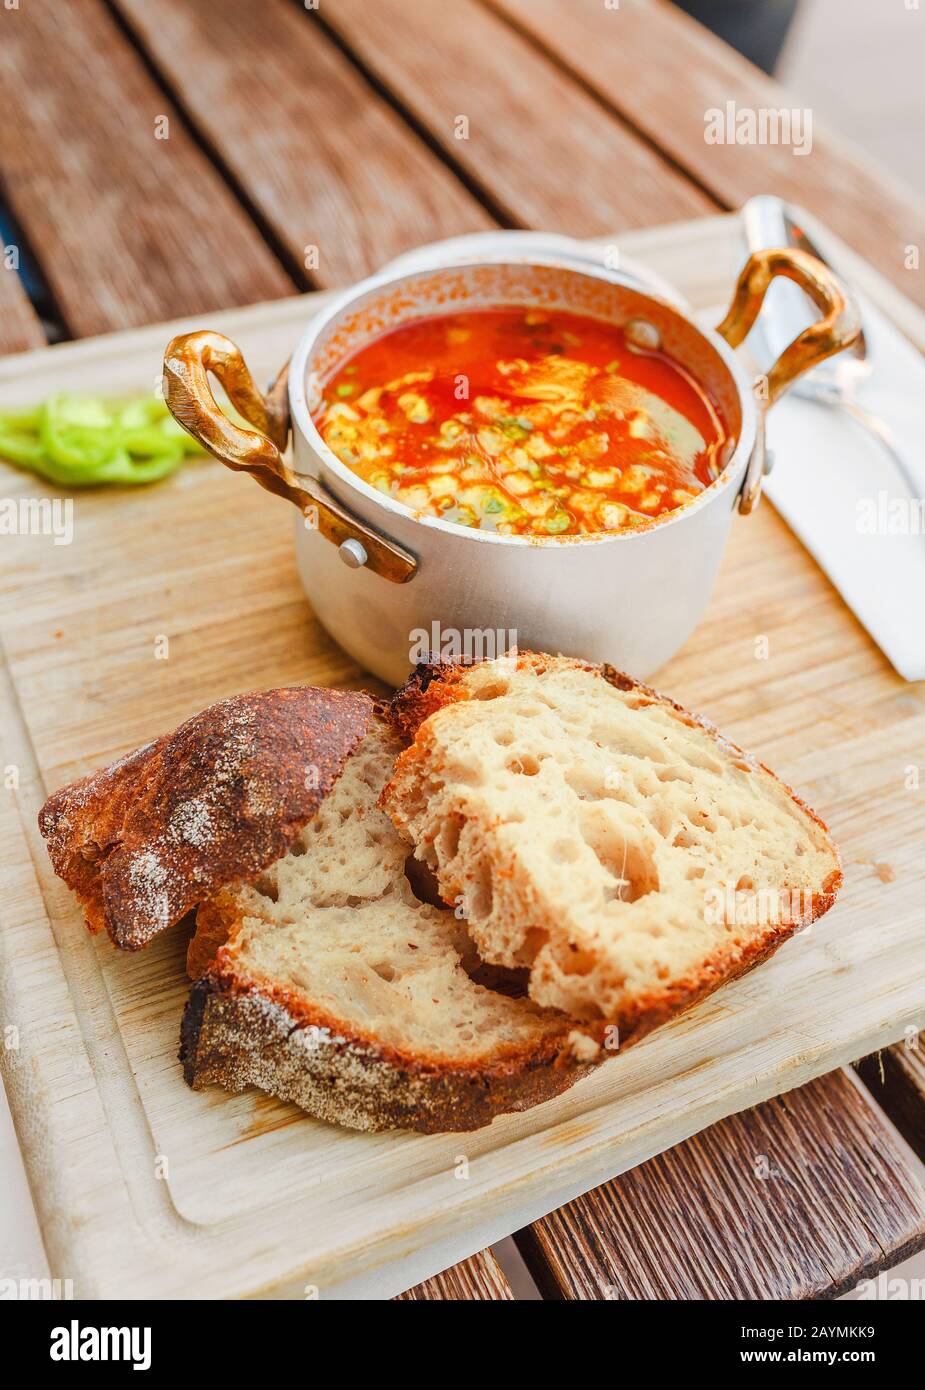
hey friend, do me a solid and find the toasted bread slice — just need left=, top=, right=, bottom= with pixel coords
left=39, top=686, right=373, bottom=949
left=182, top=717, right=595, bottom=1133
left=382, top=653, right=842, bottom=1041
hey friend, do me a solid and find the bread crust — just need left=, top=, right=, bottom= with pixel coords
left=181, top=900, right=596, bottom=1134
left=389, top=651, right=478, bottom=741
left=39, top=686, right=375, bottom=949
left=384, top=651, right=843, bottom=1040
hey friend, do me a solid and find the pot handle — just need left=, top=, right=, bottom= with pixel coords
left=716, top=247, right=860, bottom=513
left=162, top=330, right=416, bottom=584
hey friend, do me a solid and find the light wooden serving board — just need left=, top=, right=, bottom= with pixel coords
left=1, top=214, right=924, bottom=1300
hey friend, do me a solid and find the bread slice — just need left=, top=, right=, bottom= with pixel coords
left=182, top=717, right=595, bottom=1132
left=39, top=686, right=374, bottom=949
left=383, top=653, right=842, bottom=1042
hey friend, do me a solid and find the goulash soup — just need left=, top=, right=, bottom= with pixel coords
left=316, top=307, right=730, bottom=537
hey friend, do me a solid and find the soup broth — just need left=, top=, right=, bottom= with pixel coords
left=316, top=307, right=730, bottom=537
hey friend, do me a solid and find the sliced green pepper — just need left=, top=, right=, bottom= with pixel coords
left=0, top=391, right=206, bottom=487
left=0, top=426, right=44, bottom=468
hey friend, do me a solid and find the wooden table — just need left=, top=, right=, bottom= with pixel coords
left=1, top=0, right=924, bottom=1300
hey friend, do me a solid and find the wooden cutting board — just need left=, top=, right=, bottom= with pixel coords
left=1, top=214, right=923, bottom=1299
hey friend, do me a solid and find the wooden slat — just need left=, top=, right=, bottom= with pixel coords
left=322, top=0, right=713, bottom=233
left=516, top=1071, right=925, bottom=1300
left=0, top=0, right=292, bottom=337
left=856, top=1043, right=925, bottom=1166
left=489, top=0, right=925, bottom=310
left=0, top=268, right=45, bottom=355
left=395, top=1249, right=514, bottom=1300
left=112, top=0, right=493, bottom=286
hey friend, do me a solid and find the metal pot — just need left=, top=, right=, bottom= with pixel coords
left=163, top=234, right=858, bottom=686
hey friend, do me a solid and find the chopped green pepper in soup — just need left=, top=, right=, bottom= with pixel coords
left=316, top=307, right=730, bottom=536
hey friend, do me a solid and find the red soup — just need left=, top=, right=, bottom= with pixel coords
left=316, top=307, right=730, bottom=537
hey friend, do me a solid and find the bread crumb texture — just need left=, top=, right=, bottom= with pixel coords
left=186, top=718, right=593, bottom=1130
left=383, top=653, right=841, bottom=1031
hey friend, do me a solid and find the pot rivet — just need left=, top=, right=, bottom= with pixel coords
left=625, top=317, right=661, bottom=352
left=338, top=538, right=368, bottom=569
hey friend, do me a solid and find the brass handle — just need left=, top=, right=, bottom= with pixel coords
left=716, top=247, right=860, bottom=407
left=162, top=330, right=417, bottom=584
left=716, top=248, right=860, bottom=514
